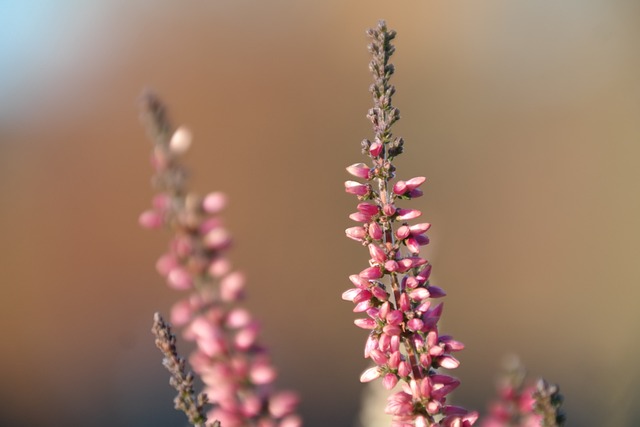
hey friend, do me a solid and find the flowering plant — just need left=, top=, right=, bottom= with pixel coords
left=139, top=20, right=564, bottom=427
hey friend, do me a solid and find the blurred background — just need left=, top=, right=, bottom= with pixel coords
left=1, top=1, right=639, bottom=426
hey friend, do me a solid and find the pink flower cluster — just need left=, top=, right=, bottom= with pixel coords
left=140, top=94, right=300, bottom=427
left=480, top=359, right=565, bottom=427
left=342, top=21, right=478, bottom=427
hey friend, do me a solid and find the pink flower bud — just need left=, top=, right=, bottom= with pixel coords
left=204, top=228, right=232, bottom=249
left=359, top=266, right=383, bottom=280
left=384, top=260, right=399, bottom=272
left=349, top=212, right=372, bottom=223
left=156, top=253, right=178, bottom=276
left=406, top=237, right=420, bottom=253
left=349, top=274, right=369, bottom=288
left=417, top=264, right=432, bottom=283
left=199, top=217, right=223, bottom=234
left=369, top=142, right=383, bottom=157
left=383, top=373, right=399, bottom=390
left=346, top=163, right=372, bottom=179
left=236, top=322, right=260, bottom=350
left=405, top=276, right=419, bottom=289
left=354, top=318, right=376, bottom=329
left=353, top=300, right=373, bottom=312
left=269, top=391, right=299, bottom=418
left=386, top=310, right=404, bottom=326
left=383, top=324, right=401, bottom=336
left=396, top=208, right=422, bottom=220
left=279, top=415, right=302, bottom=427
left=369, top=348, right=388, bottom=365
left=202, top=191, right=227, bottom=214
left=345, top=181, right=369, bottom=196
left=406, top=176, right=426, bottom=191
left=221, top=271, right=246, bottom=301
left=368, top=222, right=383, bottom=240
left=395, top=225, right=410, bottom=240
left=410, top=223, right=431, bottom=235
left=341, top=288, right=360, bottom=302
left=407, top=318, right=424, bottom=331
left=357, top=202, right=379, bottom=215
left=360, top=366, right=381, bottom=383
left=368, top=244, right=387, bottom=264
left=371, top=286, right=388, bottom=301
left=437, top=355, right=460, bottom=370
left=167, top=267, right=192, bottom=290
left=399, top=293, right=410, bottom=312
left=170, top=299, right=193, bottom=326
left=250, top=361, right=277, bottom=384
left=379, top=301, right=391, bottom=319
left=383, top=204, right=397, bottom=216
left=378, top=333, right=391, bottom=351
left=409, top=287, right=430, bottom=301
left=345, top=226, right=366, bottom=241
left=440, top=335, right=465, bottom=351
left=169, top=126, right=192, bottom=154
left=152, top=193, right=171, bottom=211
left=226, top=308, right=252, bottom=329
left=393, top=181, right=408, bottom=195
left=139, top=210, right=164, bottom=229
left=208, top=257, right=231, bottom=277
left=397, top=360, right=412, bottom=377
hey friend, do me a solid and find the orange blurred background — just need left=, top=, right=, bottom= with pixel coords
left=1, top=1, right=639, bottom=426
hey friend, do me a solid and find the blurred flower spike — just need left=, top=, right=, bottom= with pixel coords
left=140, top=92, right=301, bottom=427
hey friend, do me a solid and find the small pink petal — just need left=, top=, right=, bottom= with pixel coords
left=220, top=271, right=246, bottom=301
left=396, top=209, right=422, bottom=220
left=368, top=222, right=382, bottom=240
left=369, top=142, right=383, bottom=157
left=438, top=355, right=460, bottom=369
left=346, top=226, right=366, bottom=241
left=393, top=181, right=408, bottom=195
left=349, top=212, right=372, bottom=223
left=354, top=318, right=376, bottom=329
left=360, top=366, right=381, bottom=383
left=202, top=191, right=227, bottom=214
left=383, top=204, right=397, bottom=216
left=383, top=373, right=399, bottom=390
left=406, top=177, right=426, bottom=191
left=357, top=202, right=379, bottom=215
left=167, top=267, right=192, bottom=290
left=346, top=163, right=372, bottom=179
left=359, top=266, right=383, bottom=280
left=345, top=181, right=369, bottom=196
left=369, top=244, right=387, bottom=264
left=156, top=253, right=178, bottom=276
left=139, top=210, right=164, bottom=229
left=395, top=225, right=410, bottom=240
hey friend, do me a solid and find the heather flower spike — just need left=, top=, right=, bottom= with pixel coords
left=343, top=21, right=478, bottom=426
left=140, top=93, right=300, bottom=427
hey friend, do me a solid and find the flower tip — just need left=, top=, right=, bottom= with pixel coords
left=169, top=126, right=192, bottom=154
left=360, top=366, right=381, bottom=383
left=346, top=163, right=371, bottom=179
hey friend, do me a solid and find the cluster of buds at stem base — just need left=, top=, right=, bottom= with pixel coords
left=343, top=21, right=478, bottom=427
left=140, top=92, right=300, bottom=427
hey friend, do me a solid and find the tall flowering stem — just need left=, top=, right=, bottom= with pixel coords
left=343, top=21, right=477, bottom=427
left=140, top=93, right=301, bottom=427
